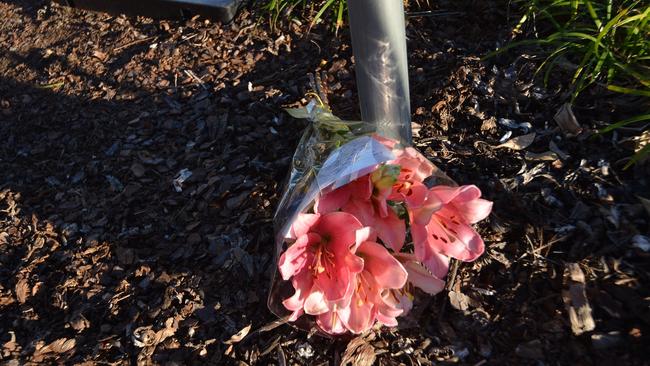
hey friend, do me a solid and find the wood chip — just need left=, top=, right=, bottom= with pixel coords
left=494, top=132, right=536, bottom=150
left=15, top=278, right=29, bottom=304
left=132, top=326, right=156, bottom=348
left=562, top=263, right=595, bottom=335
left=341, top=334, right=376, bottom=366
left=515, top=339, right=543, bottom=359
left=553, top=103, right=582, bottom=136
left=36, top=338, right=76, bottom=355
left=481, top=117, right=497, bottom=133
left=448, top=290, right=470, bottom=311
left=258, top=317, right=289, bottom=333
left=224, top=324, right=251, bottom=344
left=411, top=122, right=422, bottom=138
left=549, top=140, right=569, bottom=160
left=591, top=332, right=622, bottom=349
left=92, top=50, right=108, bottom=62
left=525, top=151, right=559, bottom=161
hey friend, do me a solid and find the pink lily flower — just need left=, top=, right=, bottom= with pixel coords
left=315, top=172, right=406, bottom=252
left=285, top=213, right=321, bottom=240
left=394, top=253, right=447, bottom=295
left=388, top=179, right=429, bottom=210
left=279, top=212, right=365, bottom=320
left=429, top=185, right=494, bottom=224
left=373, top=135, right=435, bottom=186
left=410, top=185, right=492, bottom=263
left=316, top=228, right=408, bottom=334
left=314, top=144, right=438, bottom=252
left=381, top=252, right=448, bottom=318
left=389, top=147, right=435, bottom=183
left=381, top=288, right=414, bottom=318
left=315, top=308, right=348, bottom=335
left=386, top=147, right=436, bottom=210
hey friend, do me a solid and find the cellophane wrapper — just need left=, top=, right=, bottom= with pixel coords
left=268, top=102, right=456, bottom=330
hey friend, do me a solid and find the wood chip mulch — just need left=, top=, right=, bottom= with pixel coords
left=1, top=0, right=648, bottom=365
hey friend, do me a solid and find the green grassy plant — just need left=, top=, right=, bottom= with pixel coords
left=262, top=0, right=346, bottom=33
left=494, top=0, right=649, bottom=166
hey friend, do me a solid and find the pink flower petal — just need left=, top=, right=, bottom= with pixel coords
left=395, top=253, right=447, bottom=294
left=357, top=241, right=407, bottom=289
left=339, top=293, right=375, bottom=334
left=312, top=212, right=363, bottom=252
left=410, top=222, right=429, bottom=262
left=404, top=147, right=435, bottom=181
left=376, top=293, right=404, bottom=324
left=316, top=309, right=347, bottom=335
left=304, top=289, right=329, bottom=315
left=430, top=185, right=486, bottom=210
left=443, top=220, right=485, bottom=261
left=314, top=262, right=352, bottom=304
left=455, top=197, right=493, bottom=224
left=431, top=185, right=492, bottom=224
left=315, top=186, right=351, bottom=214
left=288, top=213, right=321, bottom=240
left=355, top=227, right=376, bottom=250
left=389, top=180, right=428, bottom=208
left=374, top=208, right=405, bottom=252
left=282, top=271, right=314, bottom=318
left=382, top=289, right=413, bottom=316
left=404, top=181, right=429, bottom=208
left=391, top=147, right=435, bottom=182
left=409, top=190, right=443, bottom=226
left=345, top=252, right=365, bottom=276
left=375, top=312, right=398, bottom=327
left=404, top=255, right=449, bottom=295
left=375, top=196, right=390, bottom=218
left=422, top=218, right=468, bottom=260
left=422, top=250, right=451, bottom=279
left=411, top=222, right=453, bottom=277
left=287, top=308, right=304, bottom=322
left=278, top=233, right=321, bottom=280
left=350, top=175, right=373, bottom=200
left=428, top=185, right=464, bottom=204
left=342, top=199, right=376, bottom=227
left=428, top=208, right=485, bottom=261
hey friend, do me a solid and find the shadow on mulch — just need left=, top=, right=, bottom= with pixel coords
left=0, top=5, right=330, bottom=360
left=0, top=71, right=289, bottom=363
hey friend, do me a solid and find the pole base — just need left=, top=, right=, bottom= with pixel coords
left=54, top=0, right=241, bottom=23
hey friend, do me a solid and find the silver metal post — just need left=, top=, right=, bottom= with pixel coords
left=348, top=0, right=412, bottom=145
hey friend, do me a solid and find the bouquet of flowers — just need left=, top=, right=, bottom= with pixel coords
left=269, top=101, right=492, bottom=335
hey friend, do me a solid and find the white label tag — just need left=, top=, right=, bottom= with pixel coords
left=316, top=136, right=394, bottom=191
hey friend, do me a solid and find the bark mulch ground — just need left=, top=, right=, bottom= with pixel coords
left=0, top=0, right=648, bottom=364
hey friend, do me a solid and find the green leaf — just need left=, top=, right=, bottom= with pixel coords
left=606, top=85, right=650, bottom=97
left=599, top=114, right=650, bottom=134
left=285, top=107, right=311, bottom=119
left=585, top=0, right=602, bottom=29
left=310, top=0, right=336, bottom=29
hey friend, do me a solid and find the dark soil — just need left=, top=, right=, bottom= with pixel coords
left=1, top=0, right=649, bottom=365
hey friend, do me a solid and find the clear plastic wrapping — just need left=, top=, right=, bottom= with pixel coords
left=268, top=102, right=458, bottom=332
left=266, top=0, right=493, bottom=336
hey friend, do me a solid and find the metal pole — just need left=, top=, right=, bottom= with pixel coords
left=348, top=0, right=412, bottom=145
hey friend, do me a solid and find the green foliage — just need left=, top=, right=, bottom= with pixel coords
left=495, top=0, right=650, bottom=166
left=262, top=0, right=346, bottom=32
left=514, top=0, right=649, bottom=97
